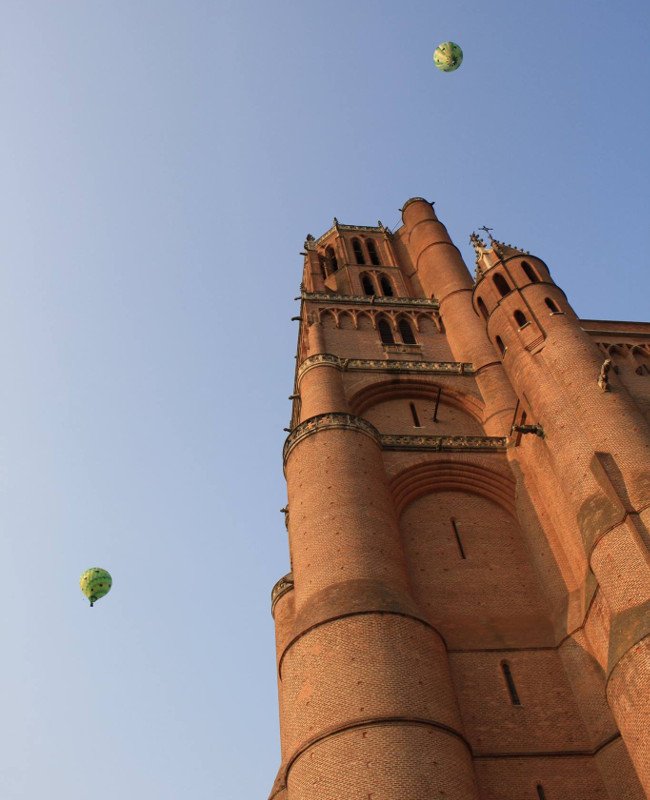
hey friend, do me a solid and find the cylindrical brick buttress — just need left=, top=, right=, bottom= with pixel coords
left=484, top=280, right=650, bottom=792
left=401, top=198, right=517, bottom=436
left=276, top=413, right=479, bottom=800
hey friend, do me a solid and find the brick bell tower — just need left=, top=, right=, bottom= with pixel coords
left=269, top=198, right=650, bottom=800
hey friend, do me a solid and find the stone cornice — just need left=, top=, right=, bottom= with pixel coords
left=283, top=413, right=381, bottom=465
left=303, top=291, right=439, bottom=309
left=380, top=434, right=507, bottom=452
left=314, top=223, right=387, bottom=246
left=271, top=572, right=294, bottom=617
left=283, top=412, right=506, bottom=465
left=297, top=353, right=474, bottom=384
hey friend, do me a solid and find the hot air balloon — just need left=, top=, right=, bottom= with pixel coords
left=80, top=567, right=112, bottom=607
left=433, top=41, right=463, bottom=72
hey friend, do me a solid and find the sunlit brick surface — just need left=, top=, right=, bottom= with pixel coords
left=270, top=199, right=650, bottom=799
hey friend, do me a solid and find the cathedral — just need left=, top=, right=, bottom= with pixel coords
left=269, top=197, right=650, bottom=799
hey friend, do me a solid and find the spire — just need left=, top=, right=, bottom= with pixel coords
left=470, top=227, right=531, bottom=279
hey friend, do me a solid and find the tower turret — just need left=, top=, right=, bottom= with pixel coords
left=472, top=233, right=650, bottom=786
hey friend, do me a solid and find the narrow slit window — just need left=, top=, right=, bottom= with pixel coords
left=380, top=275, right=394, bottom=296
left=409, top=403, right=421, bottom=427
left=477, top=297, right=488, bottom=321
left=367, top=240, right=380, bottom=266
left=352, top=238, right=365, bottom=265
left=492, top=273, right=511, bottom=298
left=522, top=261, right=540, bottom=283
left=398, top=318, right=416, bottom=345
left=451, top=519, right=466, bottom=559
left=495, top=336, right=506, bottom=356
left=378, top=319, right=395, bottom=344
left=545, top=297, right=560, bottom=313
left=536, top=785, right=547, bottom=800
left=502, top=662, right=521, bottom=705
left=514, top=309, right=528, bottom=327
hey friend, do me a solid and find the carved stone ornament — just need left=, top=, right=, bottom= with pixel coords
left=271, top=572, right=294, bottom=617
left=380, top=434, right=507, bottom=452
left=303, top=291, right=439, bottom=309
left=297, top=353, right=474, bottom=384
left=283, top=413, right=381, bottom=465
left=598, top=358, right=612, bottom=392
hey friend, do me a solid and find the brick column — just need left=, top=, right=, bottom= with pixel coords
left=486, top=289, right=650, bottom=791
left=273, top=413, right=479, bottom=800
left=401, top=198, right=517, bottom=436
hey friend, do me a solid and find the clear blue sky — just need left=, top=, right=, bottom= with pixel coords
left=0, top=1, right=648, bottom=798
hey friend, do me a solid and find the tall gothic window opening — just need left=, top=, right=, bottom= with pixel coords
left=501, top=662, right=521, bottom=705
left=492, top=273, right=511, bottom=298
left=380, top=275, right=394, bottom=296
left=477, top=297, right=488, bottom=321
left=398, top=318, right=417, bottom=345
left=367, top=239, right=380, bottom=266
left=536, top=785, right=547, bottom=800
left=409, top=403, right=421, bottom=427
left=522, top=261, right=540, bottom=283
left=378, top=318, right=395, bottom=345
left=545, top=297, right=560, bottom=313
left=352, top=238, right=365, bottom=265
left=496, top=336, right=506, bottom=356
left=325, top=246, right=338, bottom=272
left=514, top=309, right=528, bottom=327
left=362, top=275, right=376, bottom=296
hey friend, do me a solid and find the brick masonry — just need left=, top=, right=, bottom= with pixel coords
left=269, top=200, right=650, bottom=799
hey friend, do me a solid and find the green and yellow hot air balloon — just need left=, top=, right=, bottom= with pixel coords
left=80, top=567, right=112, bottom=607
left=433, top=41, right=463, bottom=72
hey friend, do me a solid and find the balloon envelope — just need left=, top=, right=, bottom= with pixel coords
left=80, top=567, right=112, bottom=607
left=433, top=41, right=463, bottom=72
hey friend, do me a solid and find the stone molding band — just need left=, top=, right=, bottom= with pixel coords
left=381, top=433, right=506, bottom=452
left=303, top=291, right=439, bottom=309
left=284, top=412, right=507, bottom=466
left=283, top=412, right=380, bottom=465
left=271, top=572, right=294, bottom=617
left=283, top=411, right=506, bottom=465
left=297, top=352, right=474, bottom=384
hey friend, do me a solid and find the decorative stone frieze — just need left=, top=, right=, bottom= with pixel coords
left=297, top=353, right=474, bottom=384
left=283, top=412, right=381, bottom=465
left=271, top=572, right=294, bottom=617
left=380, top=434, right=507, bottom=452
left=303, top=291, right=439, bottom=309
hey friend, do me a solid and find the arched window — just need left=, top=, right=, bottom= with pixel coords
left=380, top=275, right=394, bottom=297
left=495, top=336, right=506, bottom=357
left=319, top=257, right=328, bottom=280
left=536, top=786, right=547, bottom=800
left=398, top=318, right=416, bottom=345
left=514, top=309, right=528, bottom=327
left=366, top=239, right=380, bottom=266
left=378, top=318, right=395, bottom=344
left=325, top=246, right=338, bottom=272
left=544, top=297, right=560, bottom=313
left=501, top=662, right=521, bottom=705
left=521, top=261, right=539, bottom=283
left=361, top=274, right=375, bottom=296
left=352, top=238, right=365, bottom=265
left=492, top=273, right=511, bottom=298
left=477, top=297, right=488, bottom=321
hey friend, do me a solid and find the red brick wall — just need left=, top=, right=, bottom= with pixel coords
left=270, top=203, right=649, bottom=799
